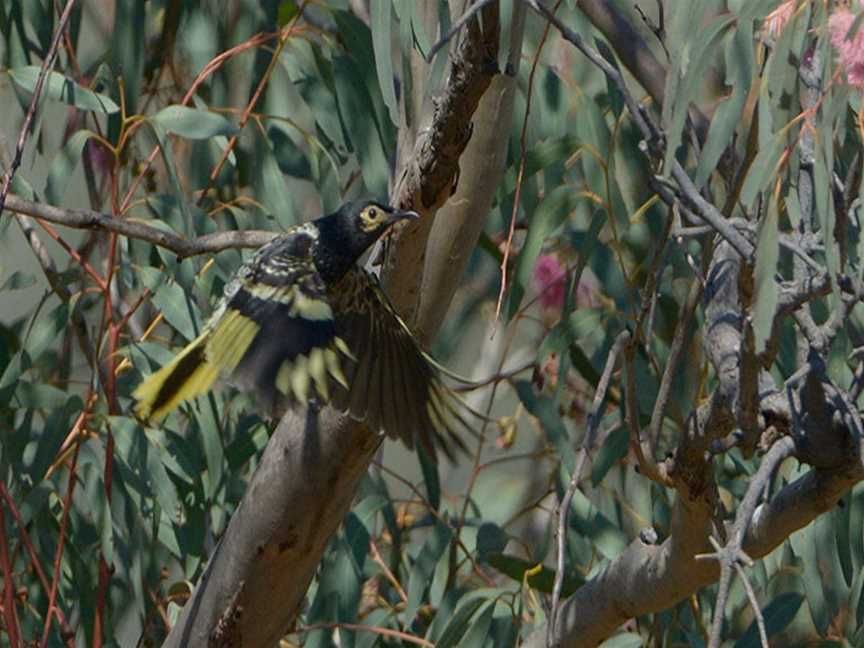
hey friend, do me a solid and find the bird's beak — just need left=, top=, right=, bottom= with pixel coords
left=387, top=208, right=420, bottom=224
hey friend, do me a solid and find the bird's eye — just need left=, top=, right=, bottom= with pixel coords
left=369, top=207, right=378, bottom=220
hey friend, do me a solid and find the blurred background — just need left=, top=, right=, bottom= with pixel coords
left=5, top=1, right=857, bottom=647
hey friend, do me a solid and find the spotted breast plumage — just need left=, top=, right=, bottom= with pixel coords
left=133, top=199, right=474, bottom=461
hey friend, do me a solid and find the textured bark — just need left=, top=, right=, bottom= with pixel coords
left=520, top=3, right=860, bottom=644
left=414, top=4, right=526, bottom=339
left=162, top=3, right=524, bottom=646
left=4, top=194, right=273, bottom=258
left=525, top=459, right=864, bottom=648
left=384, top=0, right=501, bottom=325
left=163, top=408, right=379, bottom=648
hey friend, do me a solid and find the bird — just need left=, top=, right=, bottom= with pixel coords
left=133, top=199, right=476, bottom=461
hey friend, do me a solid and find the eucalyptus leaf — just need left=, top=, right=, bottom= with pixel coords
left=152, top=105, right=237, bottom=140
left=370, top=0, right=400, bottom=127
left=733, top=592, right=804, bottom=648
left=8, top=66, right=120, bottom=113
left=150, top=274, right=201, bottom=342
left=418, top=443, right=441, bottom=510
left=753, top=198, right=779, bottom=355
left=459, top=599, right=496, bottom=648
left=406, top=521, right=452, bottom=623
left=591, top=424, right=629, bottom=486
left=46, top=129, right=96, bottom=204
left=739, top=128, right=787, bottom=210
left=0, top=271, right=36, bottom=292
left=514, top=380, right=575, bottom=474
left=434, top=597, right=488, bottom=648
left=599, top=634, right=645, bottom=648
left=486, top=552, right=583, bottom=595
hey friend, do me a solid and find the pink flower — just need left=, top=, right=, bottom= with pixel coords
left=830, top=6, right=864, bottom=88
left=533, top=254, right=566, bottom=310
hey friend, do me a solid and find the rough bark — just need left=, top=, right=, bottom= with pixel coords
left=162, top=408, right=379, bottom=648
left=415, top=4, right=526, bottom=339
left=520, top=2, right=862, bottom=646
left=524, top=459, right=863, bottom=648
left=4, top=194, right=273, bottom=258
left=384, top=0, right=501, bottom=325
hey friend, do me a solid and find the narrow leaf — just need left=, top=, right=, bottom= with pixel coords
left=8, top=66, right=120, bottom=113
left=152, top=105, right=237, bottom=140
left=46, top=129, right=97, bottom=204
left=370, top=0, right=400, bottom=127
left=753, top=197, right=779, bottom=354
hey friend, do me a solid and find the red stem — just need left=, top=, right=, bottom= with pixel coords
left=0, top=490, right=22, bottom=648
left=39, top=437, right=81, bottom=648
left=0, top=482, right=75, bottom=645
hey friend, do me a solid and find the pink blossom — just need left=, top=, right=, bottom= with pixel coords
left=830, top=6, right=864, bottom=88
left=533, top=254, right=566, bottom=310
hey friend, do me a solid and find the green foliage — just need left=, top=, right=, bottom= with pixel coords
left=2, top=1, right=864, bottom=647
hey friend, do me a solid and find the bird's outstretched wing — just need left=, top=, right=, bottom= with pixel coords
left=134, top=228, right=351, bottom=420
left=327, top=268, right=476, bottom=462
left=135, top=234, right=477, bottom=462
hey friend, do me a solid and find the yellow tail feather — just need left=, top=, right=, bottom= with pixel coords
left=134, top=332, right=220, bottom=421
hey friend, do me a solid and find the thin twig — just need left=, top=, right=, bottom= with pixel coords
left=196, top=1, right=309, bottom=207
left=5, top=194, right=273, bottom=257
left=0, top=482, right=75, bottom=646
left=623, top=342, right=668, bottom=486
left=648, top=279, right=703, bottom=446
left=634, top=2, right=668, bottom=57
left=453, top=359, right=534, bottom=390
left=696, top=436, right=795, bottom=648
left=495, top=0, right=563, bottom=320
left=297, top=621, right=434, bottom=647
left=0, top=0, right=77, bottom=218
left=373, top=461, right=496, bottom=587
left=548, top=331, right=629, bottom=648
left=0, top=493, right=21, bottom=648
left=118, top=29, right=286, bottom=214
left=40, top=436, right=82, bottom=648
left=369, top=538, right=408, bottom=603
left=426, top=0, right=499, bottom=62
left=526, top=0, right=754, bottom=259
left=733, top=560, right=770, bottom=648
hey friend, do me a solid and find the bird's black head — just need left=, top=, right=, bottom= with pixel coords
left=313, top=199, right=419, bottom=282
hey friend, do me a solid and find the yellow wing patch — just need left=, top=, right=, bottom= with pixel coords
left=291, top=291, right=334, bottom=321
left=134, top=332, right=220, bottom=421
left=206, top=309, right=260, bottom=372
left=272, top=337, right=352, bottom=403
left=246, top=284, right=334, bottom=321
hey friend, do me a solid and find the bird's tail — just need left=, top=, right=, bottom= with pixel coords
left=133, top=332, right=220, bottom=422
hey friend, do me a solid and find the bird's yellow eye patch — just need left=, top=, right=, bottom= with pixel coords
left=359, top=205, right=386, bottom=232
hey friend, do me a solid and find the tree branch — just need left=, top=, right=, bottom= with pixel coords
left=0, top=0, right=77, bottom=218
left=162, top=3, right=523, bottom=645
left=549, top=332, right=629, bottom=648
left=384, top=0, right=501, bottom=325
left=415, top=1, right=526, bottom=339
left=162, top=407, right=380, bottom=647
left=525, top=456, right=864, bottom=648
left=701, top=437, right=796, bottom=648
left=4, top=195, right=273, bottom=258
left=574, top=0, right=710, bottom=139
